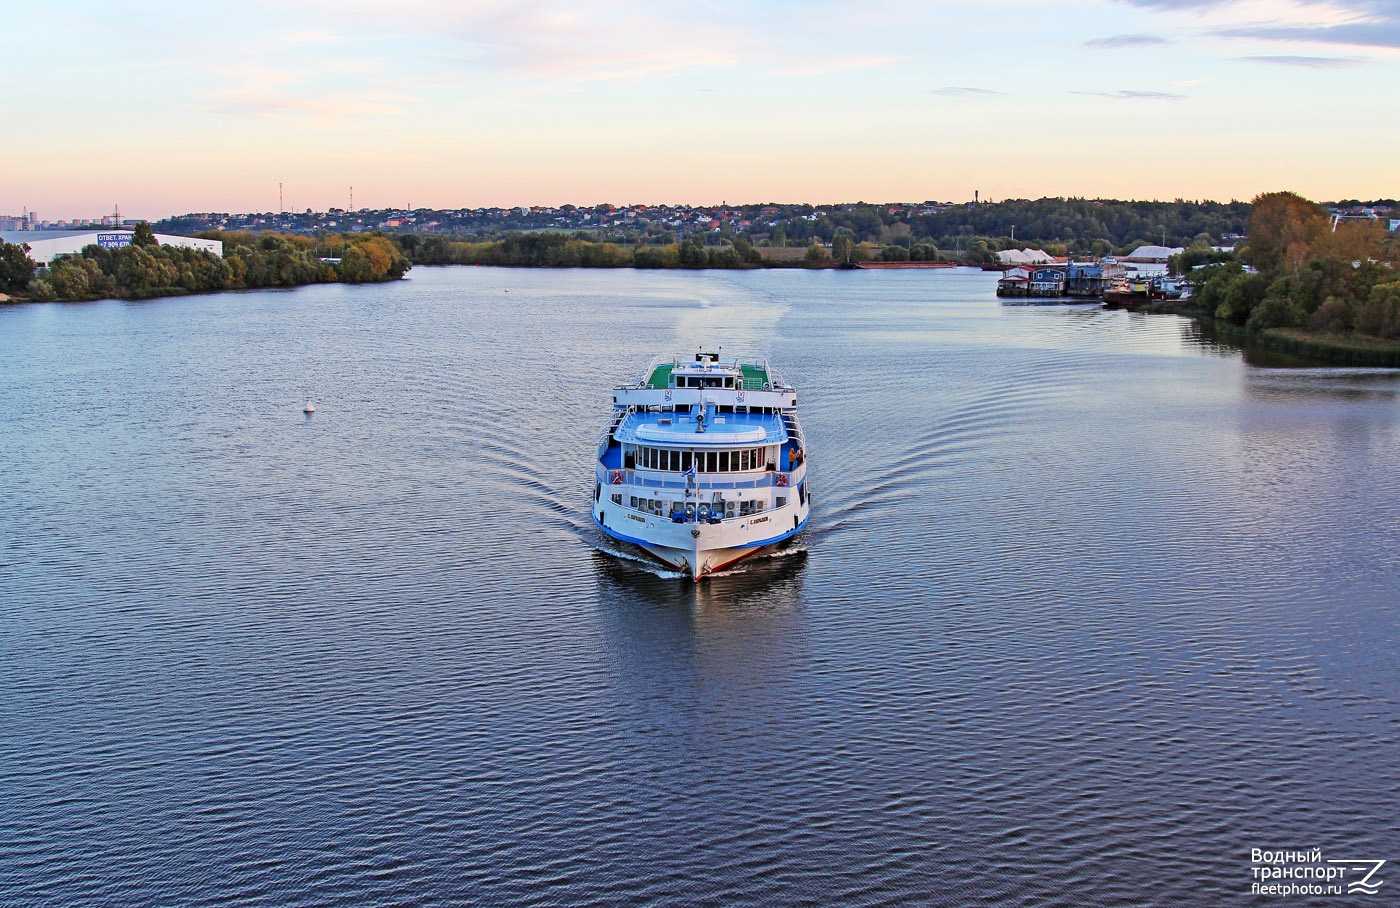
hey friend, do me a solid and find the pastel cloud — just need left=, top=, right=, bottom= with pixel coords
left=1084, top=34, right=1170, bottom=47
left=1073, top=89, right=1188, bottom=99
left=932, top=86, right=1007, bottom=96
left=1215, top=21, right=1400, bottom=47
left=1118, top=0, right=1400, bottom=48
left=1237, top=54, right=1363, bottom=65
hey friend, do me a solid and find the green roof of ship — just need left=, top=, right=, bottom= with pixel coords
left=645, top=361, right=770, bottom=390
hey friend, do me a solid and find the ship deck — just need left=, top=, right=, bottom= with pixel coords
left=645, top=362, right=771, bottom=390
left=614, top=410, right=788, bottom=446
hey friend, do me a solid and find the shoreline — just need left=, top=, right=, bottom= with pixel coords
left=10, top=263, right=1398, bottom=368
left=1124, top=299, right=1400, bottom=367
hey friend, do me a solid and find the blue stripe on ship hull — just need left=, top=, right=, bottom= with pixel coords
left=593, top=512, right=809, bottom=552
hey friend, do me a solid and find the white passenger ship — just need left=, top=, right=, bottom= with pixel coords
left=593, top=352, right=810, bottom=580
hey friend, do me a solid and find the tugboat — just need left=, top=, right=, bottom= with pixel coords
left=592, top=352, right=810, bottom=580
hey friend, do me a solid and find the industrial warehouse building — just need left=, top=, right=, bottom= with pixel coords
left=0, top=229, right=222, bottom=264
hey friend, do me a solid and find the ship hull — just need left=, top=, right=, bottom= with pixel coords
left=594, top=509, right=809, bottom=580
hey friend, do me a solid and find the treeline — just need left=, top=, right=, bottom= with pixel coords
left=391, top=231, right=951, bottom=268
left=435, top=197, right=1251, bottom=254
left=0, top=224, right=410, bottom=303
left=395, top=233, right=768, bottom=269
left=766, top=198, right=1252, bottom=254
left=379, top=201, right=1255, bottom=269
left=1188, top=191, right=1399, bottom=350
left=158, top=196, right=1264, bottom=252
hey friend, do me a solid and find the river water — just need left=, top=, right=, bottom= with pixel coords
left=2, top=266, right=1398, bottom=906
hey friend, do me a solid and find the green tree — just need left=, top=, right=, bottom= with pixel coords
left=1356, top=281, right=1400, bottom=338
left=804, top=242, right=828, bottom=264
left=678, top=237, right=708, bottom=268
left=1246, top=281, right=1305, bottom=330
left=831, top=233, right=853, bottom=264
left=26, top=278, right=56, bottom=301
left=132, top=221, right=159, bottom=248
left=731, top=237, right=762, bottom=264
left=116, top=244, right=177, bottom=294
left=1213, top=270, right=1269, bottom=325
left=0, top=241, right=36, bottom=295
left=337, top=245, right=371, bottom=282
left=709, top=246, right=742, bottom=269
left=963, top=237, right=996, bottom=265
left=48, top=256, right=96, bottom=299
left=1309, top=297, right=1353, bottom=333
left=1187, top=262, right=1241, bottom=316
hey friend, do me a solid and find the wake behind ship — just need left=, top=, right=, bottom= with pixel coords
left=592, top=353, right=810, bottom=580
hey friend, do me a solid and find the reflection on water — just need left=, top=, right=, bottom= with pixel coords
left=1182, top=317, right=1400, bottom=370
left=1244, top=366, right=1400, bottom=401
left=590, top=547, right=810, bottom=674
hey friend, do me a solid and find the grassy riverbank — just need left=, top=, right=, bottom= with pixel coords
left=1130, top=300, right=1400, bottom=366
left=1248, top=326, right=1400, bottom=366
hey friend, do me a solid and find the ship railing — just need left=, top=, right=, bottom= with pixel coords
left=612, top=355, right=672, bottom=390
left=606, top=469, right=801, bottom=491
left=780, top=411, right=805, bottom=447
left=596, top=407, right=629, bottom=456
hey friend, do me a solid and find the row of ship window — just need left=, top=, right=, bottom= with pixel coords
left=627, top=445, right=772, bottom=473
left=635, top=404, right=782, bottom=415
left=614, top=494, right=769, bottom=518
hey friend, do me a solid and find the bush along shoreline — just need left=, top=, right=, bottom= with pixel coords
left=1173, top=192, right=1400, bottom=367
left=0, top=223, right=411, bottom=304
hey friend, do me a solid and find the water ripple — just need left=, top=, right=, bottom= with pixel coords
left=2, top=268, right=1398, bottom=907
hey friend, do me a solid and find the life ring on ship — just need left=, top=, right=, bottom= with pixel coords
left=775, top=473, right=788, bottom=487
left=609, top=470, right=625, bottom=485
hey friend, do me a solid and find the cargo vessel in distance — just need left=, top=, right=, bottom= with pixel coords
left=592, top=352, right=810, bottom=580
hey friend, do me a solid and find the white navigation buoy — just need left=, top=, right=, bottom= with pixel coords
left=304, top=398, right=315, bottom=414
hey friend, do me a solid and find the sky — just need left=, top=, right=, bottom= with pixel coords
left=6, top=0, right=1398, bottom=221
